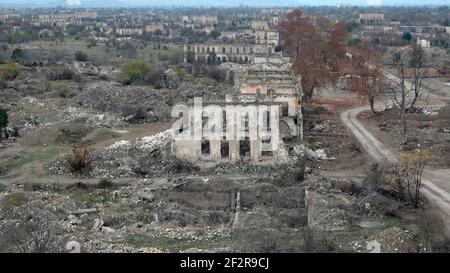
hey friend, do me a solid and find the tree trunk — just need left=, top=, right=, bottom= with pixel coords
left=409, top=91, right=419, bottom=111
left=369, top=97, right=376, bottom=114
left=401, top=109, right=407, bottom=145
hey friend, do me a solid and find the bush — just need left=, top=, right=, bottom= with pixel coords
left=175, top=67, right=187, bottom=79
left=48, top=67, right=74, bottom=81
left=205, top=67, right=226, bottom=82
left=74, top=51, right=88, bottom=62
left=97, top=178, right=115, bottom=189
left=38, top=79, right=52, bottom=93
left=362, top=163, right=384, bottom=194
left=120, top=60, right=152, bottom=85
left=144, top=68, right=165, bottom=87
left=275, top=44, right=283, bottom=52
left=0, top=200, right=60, bottom=253
left=68, top=145, right=91, bottom=174
left=0, top=62, right=20, bottom=80
left=121, top=105, right=149, bottom=123
left=172, top=158, right=199, bottom=173
left=11, top=48, right=24, bottom=62
left=281, top=156, right=308, bottom=186
left=257, top=234, right=280, bottom=253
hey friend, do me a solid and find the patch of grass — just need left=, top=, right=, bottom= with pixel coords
left=199, top=77, right=217, bottom=86
left=333, top=227, right=372, bottom=243
left=57, top=186, right=118, bottom=207
left=383, top=217, right=414, bottom=232
left=1, top=146, right=64, bottom=172
left=4, top=192, right=26, bottom=207
left=123, top=228, right=306, bottom=252
left=123, top=233, right=217, bottom=252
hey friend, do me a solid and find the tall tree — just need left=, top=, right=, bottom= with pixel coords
left=279, top=10, right=348, bottom=99
left=389, top=51, right=413, bottom=145
left=350, top=41, right=384, bottom=114
left=388, top=45, right=428, bottom=145
left=408, top=44, right=427, bottom=110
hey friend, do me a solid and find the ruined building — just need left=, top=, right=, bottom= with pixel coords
left=184, top=19, right=279, bottom=64
left=252, top=19, right=280, bottom=47
left=172, top=58, right=302, bottom=164
left=184, top=43, right=276, bottom=64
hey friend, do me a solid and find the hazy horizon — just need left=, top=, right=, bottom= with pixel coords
left=0, top=0, right=449, bottom=8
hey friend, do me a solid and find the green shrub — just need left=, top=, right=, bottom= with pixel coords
left=176, top=67, right=187, bottom=79
left=120, top=60, right=152, bottom=85
left=11, top=48, right=24, bottom=62
left=1, top=62, right=20, bottom=80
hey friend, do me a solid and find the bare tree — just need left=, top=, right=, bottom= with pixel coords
left=408, top=44, right=427, bottom=110
left=350, top=41, right=384, bottom=114
left=389, top=50, right=414, bottom=145
left=389, top=45, right=428, bottom=144
left=386, top=163, right=407, bottom=201
left=0, top=200, right=60, bottom=253
left=401, top=150, right=431, bottom=208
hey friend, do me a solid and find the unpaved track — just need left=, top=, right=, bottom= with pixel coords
left=341, top=100, right=450, bottom=227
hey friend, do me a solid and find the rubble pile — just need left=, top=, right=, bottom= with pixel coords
left=291, top=144, right=335, bottom=160
left=75, top=81, right=230, bottom=122
left=86, top=129, right=196, bottom=178
left=62, top=106, right=125, bottom=127
left=351, top=226, right=418, bottom=253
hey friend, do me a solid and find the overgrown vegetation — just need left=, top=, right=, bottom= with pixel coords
left=68, top=145, right=92, bottom=175
left=0, top=62, right=20, bottom=80
left=119, top=60, right=152, bottom=85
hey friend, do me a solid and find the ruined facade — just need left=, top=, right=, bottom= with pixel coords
left=184, top=43, right=276, bottom=64
left=252, top=19, right=279, bottom=46
left=182, top=15, right=218, bottom=25
left=359, top=13, right=384, bottom=22
left=172, top=58, right=302, bottom=164
left=230, top=59, right=303, bottom=140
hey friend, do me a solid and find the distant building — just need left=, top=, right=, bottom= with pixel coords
left=359, top=13, right=384, bottom=22
left=182, top=15, right=218, bottom=25
left=254, top=30, right=279, bottom=46
left=0, top=13, right=20, bottom=22
left=116, top=28, right=143, bottom=36
left=184, top=43, right=276, bottom=64
left=363, top=25, right=396, bottom=33
left=202, top=26, right=215, bottom=35
left=145, top=24, right=164, bottom=33
left=220, top=31, right=237, bottom=40
left=38, top=13, right=72, bottom=24
left=271, top=16, right=279, bottom=26
left=74, top=11, right=97, bottom=20
left=252, top=20, right=269, bottom=31
left=417, top=39, right=431, bottom=48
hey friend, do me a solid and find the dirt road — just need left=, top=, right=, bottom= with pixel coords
left=340, top=102, right=450, bottom=219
